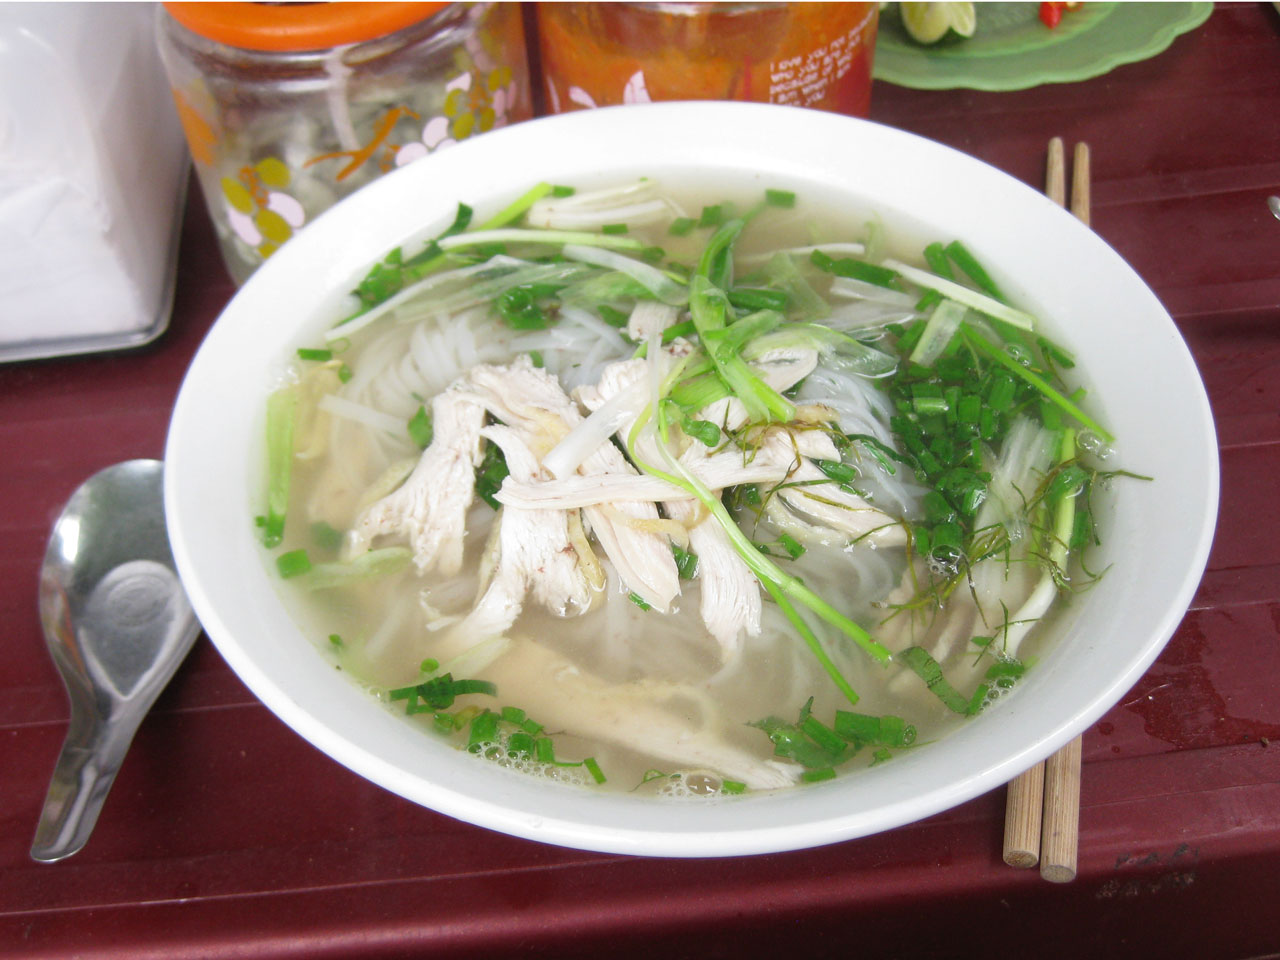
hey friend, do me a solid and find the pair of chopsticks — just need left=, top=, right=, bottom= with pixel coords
left=1001, top=137, right=1089, bottom=884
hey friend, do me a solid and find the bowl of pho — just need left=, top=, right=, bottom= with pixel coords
left=166, top=102, right=1217, bottom=857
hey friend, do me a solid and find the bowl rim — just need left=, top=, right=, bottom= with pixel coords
left=165, top=101, right=1219, bottom=857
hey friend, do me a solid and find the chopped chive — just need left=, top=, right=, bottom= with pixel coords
left=810, top=249, right=900, bottom=288
left=727, top=286, right=790, bottom=312
left=597, top=304, right=630, bottom=327
left=501, top=705, right=527, bottom=725
left=262, top=385, right=297, bottom=548
left=421, top=658, right=439, bottom=672
left=477, top=184, right=549, bottom=231
left=296, top=347, right=333, bottom=362
left=899, top=646, right=977, bottom=714
left=328, top=633, right=344, bottom=647
left=923, top=241, right=955, bottom=280
left=765, top=188, right=797, bottom=208
left=506, top=732, right=535, bottom=757
left=309, top=520, right=343, bottom=552
left=467, top=710, right=500, bottom=750
left=276, top=548, right=312, bottom=579
left=408, top=404, right=433, bottom=448
left=628, top=592, right=652, bottom=611
left=668, top=216, right=697, bottom=237
left=945, top=240, right=1006, bottom=302
left=661, top=319, right=697, bottom=343
left=601, top=223, right=629, bottom=235
left=528, top=349, right=544, bottom=368
left=534, top=737, right=556, bottom=763
left=720, top=779, right=746, bottom=795
left=802, top=767, right=837, bottom=783
left=475, top=440, right=510, bottom=510
left=681, top=415, right=721, bottom=447
left=672, top=544, right=699, bottom=580
left=337, top=363, right=353, bottom=383
left=582, top=757, right=607, bottom=784
left=698, top=204, right=727, bottom=227
left=519, top=718, right=544, bottom=737
left=551, top=184, right=575, bottom=198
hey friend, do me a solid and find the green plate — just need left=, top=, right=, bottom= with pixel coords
left=874, top=2, right=1214, bottom=91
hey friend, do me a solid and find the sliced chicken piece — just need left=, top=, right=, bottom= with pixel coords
left=667, top=497, right=761, bottom=661
left=481, top=638, right=800, bottom=790
left=446, top=426, right=593, bottom=649
left=468, top=356, right=680, bottom=612
left=580, top=357, right=766, bottom=659
left=493, top=426, right=850, bottom=509
left=350, top=384, right=485, bottom=575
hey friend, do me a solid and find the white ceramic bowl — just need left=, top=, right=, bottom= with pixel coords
left=165, top=102, right=1218, bottom=857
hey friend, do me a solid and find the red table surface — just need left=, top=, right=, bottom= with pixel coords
left=3, top=5, right=1278, bottom=958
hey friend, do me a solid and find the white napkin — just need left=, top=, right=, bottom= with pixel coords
left=0, top=3, right=187, bottom=353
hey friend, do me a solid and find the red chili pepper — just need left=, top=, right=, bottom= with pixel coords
left=1040, top=2, right=1064, bottom=28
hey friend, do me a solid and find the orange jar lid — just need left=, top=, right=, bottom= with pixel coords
left=163, top=2, right=450, bottom=52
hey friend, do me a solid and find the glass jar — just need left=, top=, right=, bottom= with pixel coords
left=157, top=2, right=532, bottom=285
left=536, top=2, right=878, bottom=118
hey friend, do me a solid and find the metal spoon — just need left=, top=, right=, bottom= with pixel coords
left=31, top=459, right=200, bottom=862
left=1269, top=195, right=1280, bottom=221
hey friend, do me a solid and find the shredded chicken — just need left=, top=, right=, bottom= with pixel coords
left=349, top=383, right=485, bottom=574
left=466, top=356, right=680, bottom=612
left=445, top=426, right=593, bottom=648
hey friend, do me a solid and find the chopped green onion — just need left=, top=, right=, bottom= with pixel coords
left=810, top=249, right=899, bottom=288
left=898, top=646, right=980, bottom=714
left=475, top=439, right=510, bottom=510
left=477, top=183, right=552, bottom=230
left=601, top=223, right=629, bottom=235
left=682, top=415, right=721, bottom=447
left=276, top=548, right=312, bottom=579
left=727, top=286, right=790, bottom=312
left=309, top=521, right=344, bottom=552
left=305, top=547, right=411, bottom=591
left=698, top=204, right=728, bottom=227
left=467, top=710, right=500, bottom=750
left=583, top=757, right=607, bottom=784
left=945, top=240, right=1006, bottom=302
left=628, top=592, right=652, bottom=611
left=407, top=404, right=433, bottom=448
left=597, top=304, right=630, bottom=327
left=923, top=242, right=955, bottom=280
left=501, top=705, right=527, bottom=724
left=721, top=779, right=747, bottom=795
left=668, top=216, right=697, bottom=237
left=765, top=188, right=797, bottom=208
left=296, top=347, right=333, bottom=362
left=673, top=544, right=699, bottom=579
left=262, top=386, right=298, bottom=547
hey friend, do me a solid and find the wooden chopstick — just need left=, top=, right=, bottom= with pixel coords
left=1001, top=137, right=1088, bottom=882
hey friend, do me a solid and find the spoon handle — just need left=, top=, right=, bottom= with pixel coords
left=30, top=702, right=143, bottom=862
